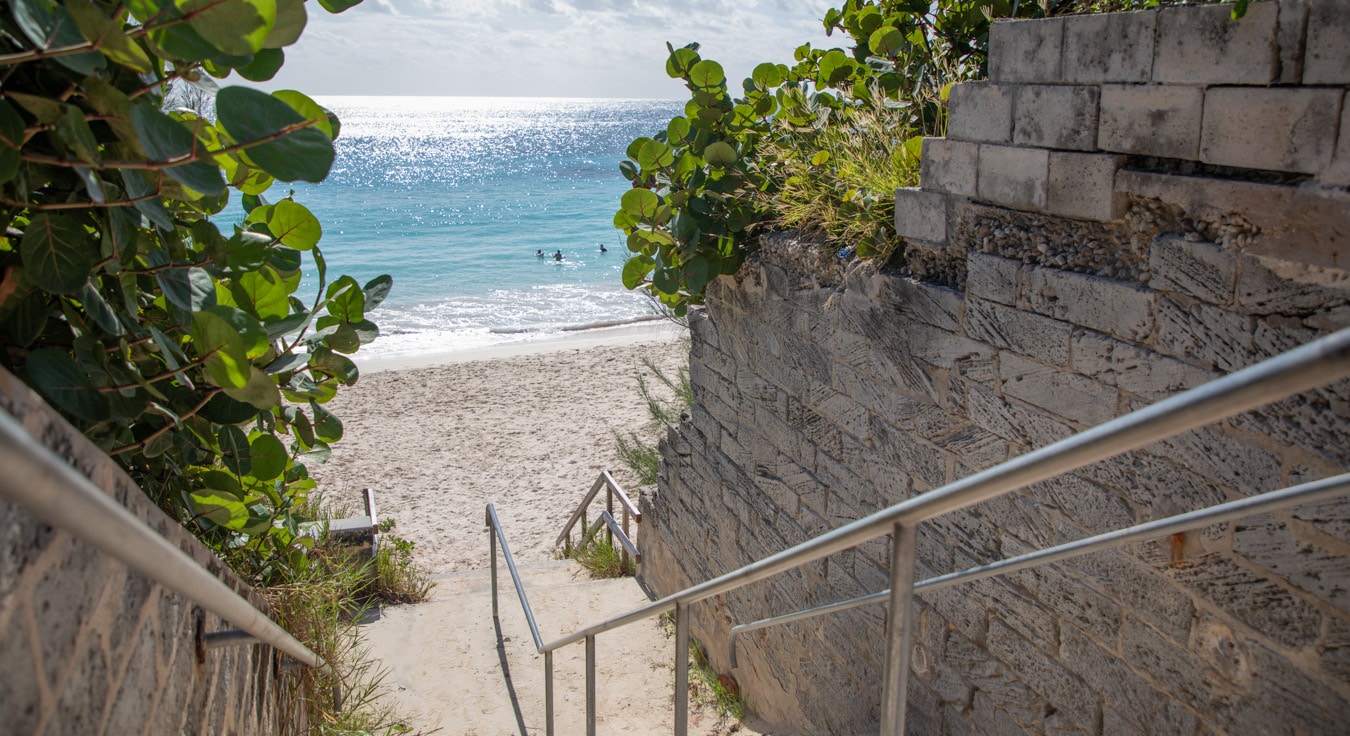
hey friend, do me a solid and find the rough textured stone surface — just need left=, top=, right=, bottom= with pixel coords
left=967, top=253, right=1019, bottom=306
left=1148, top=236, right=1237, bottom=305
left=989, top=17, right=1064, bottom=83
left=948, top=83, right=1014, bottom=144
left=1153, top=1, right=1281, bottom=84
left=920, top=137, right=979, bottom=197
left=0, top=370, right=304, bottom=736
left=978, top=145, right=1049, bottom=211
left=1047, top=152, right=1124, bottom=222
left=1115, top=170, right=1350, bottom=271
left=1023, top=266, right=1155, bottom=342
left=1013, top=85, right=1100, bottom=152
left=895, top=187, right=948, bottom=243
left=1097, top=84, right=1203, bottom=160
left=1303, top=0, right=1350, bottom=84
left=1061, top=9, right=1156, bottom=82
left=1321, top=98, right=1350, bottom=187
left=1201, top=86, right=1344, bottom=175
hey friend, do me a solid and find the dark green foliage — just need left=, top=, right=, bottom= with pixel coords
left=0, top=0, right=384, bottom=585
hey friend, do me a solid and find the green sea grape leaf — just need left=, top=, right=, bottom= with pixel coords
left=325, top=275, right=364, bottom=323
left=266, top=199, right=321, bottom=250
left=189, top=489, right=249, bottom=528
left=122, top=171, right=175, bottom=231
left=310, top=401, right=342, bottom=442
left=64, top=0, right=154, bottom=72
left=703, top=141, right=737, bottom=167
left=55, top=106, right=100, bottom=165
left=264, top=0, right=306, bottom=47
left=236, top=267, right=290, bottom=320
left=130, top=106, right=225, bottom=196
left=689, top=60, right=725, bottom=89
left=208, top=305, right=269, bottom=358
left=78, top=283, right=124, bottom=335
left=237, top=47, right=285, bottom=81
left=666, top=47, right=700, bottom=78
left=223, top=366, right=279, bottom=409
left=158, top=267, right=217, bottom=312
left=271, top=90, right=336, bottom=139
left=634, top=138, right=674, bottom=169
left=11, top=0, right=105, bottom=74
left=316, top=0, right=363, bottom=13
left=622, top=256, right=653, bottom=290
left=869, top=27, right=905, bottom=57
left=182, top=0, right=275, bottom=56
left=684, top=255, right=710, bottom=294
left=217, top=424, right=251, bottom=477
left=25, top=348, right=110, bottom=421
left=192, top=310, right=250, bottom=389
left=199, top=469, right=243, bottom=499
left=20, top=214, right=94, bottom=294
left=752, top=62, right=786, bottom=88
left=216, top=86, right=334, bottom=182
left=248, top=433, right=287, bottom=481
left=620, top=189, right=660, bottom=219
left=362, top=274, right=393, bottom=310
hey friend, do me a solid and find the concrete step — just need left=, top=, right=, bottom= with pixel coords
left=360, top=560, right=764, bottom=735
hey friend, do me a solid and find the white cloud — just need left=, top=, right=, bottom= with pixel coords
left=256, top=0, right=838, bottom=97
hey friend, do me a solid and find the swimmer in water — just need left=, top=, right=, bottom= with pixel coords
left=599, top=243, right=607, bottom=253
left=536, top=249, right=545, bottom=258
left=554, top=250, right=564, bottom=261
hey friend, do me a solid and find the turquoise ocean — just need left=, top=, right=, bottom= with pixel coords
left=241, top=96, right=683, bottom=361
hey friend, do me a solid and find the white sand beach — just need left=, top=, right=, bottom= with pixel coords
left=309, top=321, right=689, bottom=574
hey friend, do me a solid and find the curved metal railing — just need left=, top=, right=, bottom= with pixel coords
left=489, top=327, right=1350, bottom=735
left=0, top=410, right=337, bottom=702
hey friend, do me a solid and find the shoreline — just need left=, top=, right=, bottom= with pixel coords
left=355, top=319, right=687, bottom=373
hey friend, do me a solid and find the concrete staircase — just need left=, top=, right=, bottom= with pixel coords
left=361, top=560, right=762, bottom=735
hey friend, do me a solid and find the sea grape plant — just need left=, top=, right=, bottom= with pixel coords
left=0, top=0, right=385, bottom=582
left=615, top=0, right=1234, bottom=312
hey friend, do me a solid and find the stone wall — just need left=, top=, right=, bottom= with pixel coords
left=0, top=368, right=306, bottom=735
left=639, top=2, right=1350, bottom=734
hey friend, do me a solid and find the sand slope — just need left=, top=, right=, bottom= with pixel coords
left=311, top=331, right=687, bottom=575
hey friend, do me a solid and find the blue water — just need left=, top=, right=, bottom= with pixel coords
left=234, top=96, right=682, bottom=359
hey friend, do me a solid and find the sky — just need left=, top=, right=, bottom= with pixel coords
left=255, top=0, right=839, bottom=98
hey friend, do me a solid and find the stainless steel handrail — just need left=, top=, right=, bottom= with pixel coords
left=0, top=411, right=335, bottom=680
left=485, top=502, right=554, bottom=733
left=727, top=471, right=1350, bottom=667
left=520, top=327, right=1350, bottom=735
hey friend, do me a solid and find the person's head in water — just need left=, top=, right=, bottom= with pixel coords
left=536, top=249, right=544, bottom=257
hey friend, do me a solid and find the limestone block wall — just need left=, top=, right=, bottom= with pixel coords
left=0, top=368, right=305, bottom=735
left=639, top=2, right=1350, bottom=734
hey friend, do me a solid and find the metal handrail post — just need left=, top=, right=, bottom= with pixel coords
left=586, top=635, right=598, bottom=736
left=487, top=509, right=499, bottom=619
left=545, top=650, right=555, bottom=736
left=879, top=524, right=918, bottom=735
left=675, top=601, right=691, bottom=736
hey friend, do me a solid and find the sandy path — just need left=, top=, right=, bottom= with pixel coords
left=309, top=329, right=688, bottom=574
